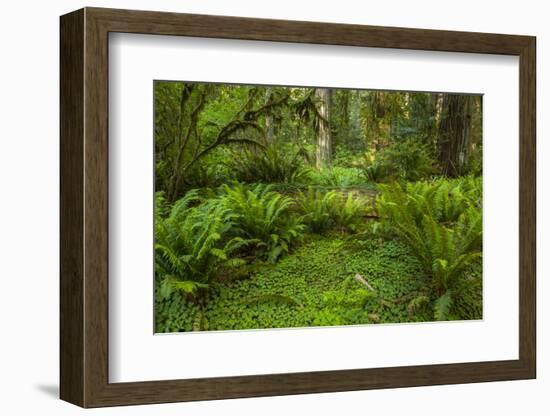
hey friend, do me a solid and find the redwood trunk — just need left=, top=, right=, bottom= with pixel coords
left=437, top=95, right=472, bottom=177
left=315, top=88, right=332, bottom=169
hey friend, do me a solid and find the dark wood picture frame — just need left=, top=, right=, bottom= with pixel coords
left=60, top=7, right=536, bottom=408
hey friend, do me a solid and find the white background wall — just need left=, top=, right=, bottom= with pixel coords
left=0, top=0, right=546, bottom=414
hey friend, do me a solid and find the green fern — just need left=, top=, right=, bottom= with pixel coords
left=360, top=140, right=436, bottom=182
left=218, top=183, right=305, bottom=262
left=307, top=166, right=364, bottom=187
left=331, top=192, right=367, bottom=232
left=229, top=144, right=309, bottom=184
left=297, top=187, right=366, bottom=233
left=407, top=295, right=430, bottom=317
left=363, top=162, right=391, bottom=182
left=375, top=177, right=482, bottom=321
left=297, top=188, right=337, bottom=233
left=434, top=291, right=453, bottom=321
left=155, top=190, right=257, bottom=299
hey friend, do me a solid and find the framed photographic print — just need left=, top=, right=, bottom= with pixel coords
left=60, top=7, right=536, bottom=408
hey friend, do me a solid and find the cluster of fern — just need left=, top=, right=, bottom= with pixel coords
left=216, top=183, right=305, bottom=262
left=155, top=190, right=253, bottom=300
left=374, top=176, right=482, bottom=321
left=156, top=174, right=482, bottom=331
left=306, top=166, right=365, bottom=187
left=228, top=144, right=310, bottom=184
left=228, top=143, right=367, bottom=188
left=361, top=140, right=436, bottom=182
left=297, top=187, right=368, bottom=233
left=154, top=183, right=306, bottom=309
left=155, top=182, right=370, bottom=301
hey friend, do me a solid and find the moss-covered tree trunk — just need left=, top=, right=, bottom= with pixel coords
left=315, top=88, right=332, bottom=169
left=437, top=95, right=473, bottom=177
left=264, top=87, right=274, bottom=142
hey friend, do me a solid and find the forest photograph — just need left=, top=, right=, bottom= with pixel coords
left=154, top=81, right=483, bottom=333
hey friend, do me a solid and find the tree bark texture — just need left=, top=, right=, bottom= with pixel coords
left=315, top=88, right=332, bottom=169
left=437, top=95, right=473, bottom=177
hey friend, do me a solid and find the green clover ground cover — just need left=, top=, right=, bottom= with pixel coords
left=157, top=235, right=444, bottom=332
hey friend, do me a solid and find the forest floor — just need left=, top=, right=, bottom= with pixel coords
left=155, top=179, right=483, bottom=332
left=199, top=234, right=436, bottom=331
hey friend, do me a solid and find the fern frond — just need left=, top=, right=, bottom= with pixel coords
left=374, top=176, right=482, bottom=321
left=434, top=291, right=453, bottom=321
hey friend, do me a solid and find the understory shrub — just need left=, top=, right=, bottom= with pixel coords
left=331, top=193, right=368, bottom=232
left=297, top=187, right=367, bottom=233
left=362, top=161, right=391, bottom=183
left=228, top=144, right=309, bottom=184
left=154, top=190, right=254, bottom=300
left=184, top=148, right=236, bottom=189
left=361, top=140, right=436, bottom=182
left=376, top=176, right=481, bottom=226
left=332, top=146, right=362, bottom=167
left=218, top=183, right=305, bottom=262
left=155, top=182, right=308, bottom=302
left=307, top=166, right=365, bottom=187
left=297, top=188, right=337, bottom=233
left=375, top=177, right=482, bottom=320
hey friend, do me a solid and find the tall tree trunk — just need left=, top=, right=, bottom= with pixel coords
left=372, top=91, right=387, bottom=151
left=264, top=87, right=274, bottom=142
left=337, top=90, right=350, bottom=148
left=404, top=92, right=411, bottom=120
left=168, top=84, right=197, bottom=201
left=435, top=93, right=444, bottom=125
left=315, top=88, right=332, bottom=169
left=437, top=95, right=473, bottom=177
left=349, top=91, right=363, bottom=147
